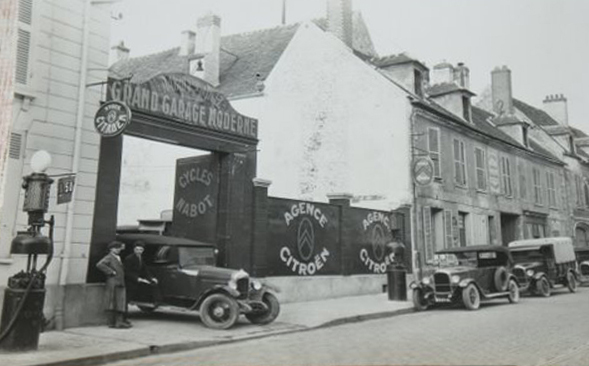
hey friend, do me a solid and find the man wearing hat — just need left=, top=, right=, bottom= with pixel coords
left=96, top=241, right=131, bottom=329
left=124, top=241, right=158, bottom=306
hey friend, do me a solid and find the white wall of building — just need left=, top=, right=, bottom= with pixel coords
left=0, top=0, right=113, bottom=287
left=232, top=22, right=413, bottom=210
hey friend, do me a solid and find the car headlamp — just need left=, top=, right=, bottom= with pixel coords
left=526, top=269, right=534, bottom=277
left=252, top=280, right=262, bottom=291
left=451, top=275, right=460, bottom=284
left=422, top=277, right=431, bottom=285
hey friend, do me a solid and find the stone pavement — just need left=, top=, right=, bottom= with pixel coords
left=0, top=293, right=413, bottom=366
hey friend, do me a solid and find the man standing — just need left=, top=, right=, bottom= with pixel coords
left=124, top=241, right=158, bottom=307
left=96, top=241, right=131, bottom=329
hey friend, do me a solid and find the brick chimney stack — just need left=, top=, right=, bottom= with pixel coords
left=327, top=0, right=353, bottom=48
left=543, top=94, right=569, bottom=126
left=179, top=30, right=196, bottom=56
left=195, top=13, right=221, bottom=86
left=491, top=66, right=514, bottom=115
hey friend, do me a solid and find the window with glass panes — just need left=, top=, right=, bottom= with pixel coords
left=428, top=128, right=440, bottom=178
left=500, top=156, right=512, bottom=197
left=453, top=139, right=466, bottom=186
left=474, top=147, right=486, bottom=191
left=533, top=167, right=543, bottom=205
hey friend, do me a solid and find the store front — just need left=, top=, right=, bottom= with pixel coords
left=86, top=73, right=259, bottom=282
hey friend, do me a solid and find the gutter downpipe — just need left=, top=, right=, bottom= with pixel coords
left=54, top=0, right=91, bottom=331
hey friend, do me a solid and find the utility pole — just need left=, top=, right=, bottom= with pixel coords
left=281, top=0, right=286, bottom=25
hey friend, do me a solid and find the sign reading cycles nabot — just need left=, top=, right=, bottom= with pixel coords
left=107, top=74, right=258, bottom=139
left=94, top=101, right=131, bottom=137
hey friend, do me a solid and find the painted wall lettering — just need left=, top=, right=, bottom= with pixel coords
left=284, top=202, right=328, bottom=228
left=359, top=211, right=393, bottom=274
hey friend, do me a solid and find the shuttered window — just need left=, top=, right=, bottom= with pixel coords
left=546, top=171, right=557, bottom=207
left=16, top=0, right=33, bottom=86
left=500, top=156, right=512, bottom=197
left=9, top=133, right=22, bottom=159
left=444, top=210, right=453, bottom=248
left=533, top=167, right=543, bottom=205
left=453, top=139, right=466, bottom=186
left=427, top=128, right=440, bottom=178
left=474, top=147, right=486, bottom=191
left=423, top=207, right=434, bottom=262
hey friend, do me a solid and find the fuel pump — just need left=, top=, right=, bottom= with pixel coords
left=0, top=151, right=55, bottom=351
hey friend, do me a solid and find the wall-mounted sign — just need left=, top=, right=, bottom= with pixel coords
left=413, top=157, right=434, bottom=186
left=106, top=74, right=258, bottom=139
left=171, top=154, right=219, bottom=243
left=359, top=211, right=394, bottom=274
left=93, top=101, right=131, bottom=137
left=57, top=175, right=76, bottom=204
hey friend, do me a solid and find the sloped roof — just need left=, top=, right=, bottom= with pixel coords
left=110, top=13, right=377, bottom=99
left=372, top=53, right=428, bottom=70
left=426, top=82, right=475, bottom=98
left=513, top=98, right=559, bottom=126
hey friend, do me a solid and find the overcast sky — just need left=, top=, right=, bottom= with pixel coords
left=110, top=0, right=589, bottom=130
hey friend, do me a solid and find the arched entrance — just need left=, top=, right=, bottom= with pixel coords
left=87, top=73, right=259, bottom=282
left=575, top=222, right=589, bottom=248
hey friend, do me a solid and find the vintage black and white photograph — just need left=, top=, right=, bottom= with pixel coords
left=0, top=0, right=588, bottom=365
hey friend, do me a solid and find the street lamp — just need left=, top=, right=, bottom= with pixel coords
left=0, top=150, right=55, bottom=351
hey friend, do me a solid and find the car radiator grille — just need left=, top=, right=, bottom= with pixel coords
left=434, top=273, right=451, bottom=293
left=512, top=267, right=528, bottom=284
left=581, top=264, right=589, bottom=276
left=237, top=278, right=250, bottom=295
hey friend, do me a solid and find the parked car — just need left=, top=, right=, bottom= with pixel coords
left=116, top=233, right=280, bottom=329
left=508, top=237, right=579, bottom=297
left=574, top=247, right=589, bottom=285
left=410, top=245, right=520, bottom=311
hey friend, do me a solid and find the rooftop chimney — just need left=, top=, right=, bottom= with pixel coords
left=431, top=62, right=454, bottom=85
left=195, top=13, right=221, bottom=86
left=111, top=41, right=130, bottom=62
left=543, top=94, right=569, bottom=126
left=327, top=0, right=353, bottom=48
left=453, top=62, right=469, bottom=89
left=491, top=66, right=514, bottom=116
left=179, top=30, right=196, bottom=56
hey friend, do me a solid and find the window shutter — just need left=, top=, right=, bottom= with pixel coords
left=423, top=207, right=433, bottom=262
left=9, top=133, right=22, bottom=159
left=444, top=210, right=453, bottom=248
left=16, top=0, right=33, bottom=86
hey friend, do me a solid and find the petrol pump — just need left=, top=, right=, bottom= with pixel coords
left=0, top=151, right=55, bottom=351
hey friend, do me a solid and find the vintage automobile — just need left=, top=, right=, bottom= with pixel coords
left=410, top=245, right=520, bottom=311
left=575, top=247, right=589, bottom=285
left=116, top=233, right=280, bottom=330
left=508, top=237, right=579, bottom=297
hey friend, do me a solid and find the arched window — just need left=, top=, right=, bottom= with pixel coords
left=575, top=224, right=589, bottom=248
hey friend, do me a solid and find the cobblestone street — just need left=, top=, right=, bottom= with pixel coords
left=106, top=287, right=589, bottom=366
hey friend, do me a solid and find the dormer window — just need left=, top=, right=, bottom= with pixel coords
left=462, top=96, right=471, bottom=121
left=569, top=135, right=576, bottom=155
left=414, top=69, right=423, bottom=97
left=523, top=125, right=529, bottom=148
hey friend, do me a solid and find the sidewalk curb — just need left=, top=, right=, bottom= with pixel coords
left=36, top=307, right=414, bottom=366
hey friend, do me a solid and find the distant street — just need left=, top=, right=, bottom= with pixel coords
left=107, top=286, right=589, bottom=366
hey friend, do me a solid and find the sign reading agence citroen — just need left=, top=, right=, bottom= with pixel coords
left=106, top=73, right=258, bottom=139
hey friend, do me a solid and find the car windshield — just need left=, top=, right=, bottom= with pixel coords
left=511, top=248, right=545, bottom=263
left=430, top=253, right=476, bottom=267
left=178, top=247, right=216, bottom=267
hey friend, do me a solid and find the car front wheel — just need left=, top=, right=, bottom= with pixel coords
left=566, top=272, right=578, bottom=293
left=199, top=293, right=239, bottom=330
left=507, top=280, right=520, bottom=303
left=536, top=277, right=551, bottom=297
left=412, top=288, right=429, bottom=311
left=246, top=293, right=280, bottom=325
left=462, top=284, right=480, bottom=310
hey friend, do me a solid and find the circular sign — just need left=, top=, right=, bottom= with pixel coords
left=94, top=101, right=131, bottom=137
left=413, top=157, right=434, bottom=186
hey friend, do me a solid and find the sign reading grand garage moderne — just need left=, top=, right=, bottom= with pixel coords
left=106, top=73, right=258, bottom=139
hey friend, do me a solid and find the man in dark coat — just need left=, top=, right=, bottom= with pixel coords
left=124, top=241, right=158, bottom=306
left=96, top=241, right=131, bottom=329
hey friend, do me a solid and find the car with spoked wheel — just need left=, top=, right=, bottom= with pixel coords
left=116, top=233, right=280, bottom=329
left=410, top=245, right=520, bottom=311
left=508, top=237, right=579, bottom=296
left=575, top=247, right=589, bottom=285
